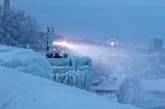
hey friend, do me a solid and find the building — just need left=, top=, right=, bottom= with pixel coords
left=149, top=37, right=164, bottom=51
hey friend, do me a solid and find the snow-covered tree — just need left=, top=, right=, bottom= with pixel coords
left=0, top=6, right=46, bottom=51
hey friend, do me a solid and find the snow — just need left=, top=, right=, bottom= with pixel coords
left=0, top=45, right=53, bottom=79
left=48, top=58, right=71, bottom=66
left=0, top=45, right=141, bottom=109
left=0, top=66, right=140, bottom=109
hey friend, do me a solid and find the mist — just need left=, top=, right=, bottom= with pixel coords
left=67, top=42, right=149, bottom=79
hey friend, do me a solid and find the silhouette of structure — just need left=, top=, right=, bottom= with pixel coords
left=149, top=37, right=164, bottom=51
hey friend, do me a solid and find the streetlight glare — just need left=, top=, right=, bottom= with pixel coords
left=52, top=41, right=76, bottom=49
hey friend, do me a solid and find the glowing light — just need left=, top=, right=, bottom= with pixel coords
left=53, top=41, right=75, bottom=49
left=107, top=39, right=119, bottom=47
left=110, top=41, right=115, bottom=47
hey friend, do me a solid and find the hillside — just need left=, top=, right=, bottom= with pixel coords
left=0, top=45, right=140, bottom=109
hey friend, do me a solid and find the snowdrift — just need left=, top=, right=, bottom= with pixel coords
left=0, top=66, right=140, bottom=109
left=0, top=45, right=53, bottom=79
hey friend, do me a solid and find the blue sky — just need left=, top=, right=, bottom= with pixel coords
left=1, top=0, right=165, bottom=47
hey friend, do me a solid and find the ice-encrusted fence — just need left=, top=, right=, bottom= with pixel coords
left=47, top=57, right=93, bottom=89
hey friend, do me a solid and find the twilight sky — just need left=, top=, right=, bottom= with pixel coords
left=1, top=0, right=165, bottom=47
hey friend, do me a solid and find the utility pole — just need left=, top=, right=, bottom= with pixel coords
left=46, top=27, right=55, bottom=54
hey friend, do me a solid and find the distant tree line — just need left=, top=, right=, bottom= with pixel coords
left=0, top=6, right=46, bottom=51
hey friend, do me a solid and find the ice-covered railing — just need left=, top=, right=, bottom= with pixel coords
left=47, top=56, right=93, bottom=89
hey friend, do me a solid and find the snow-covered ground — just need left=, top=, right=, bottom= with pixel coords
left=0, top=66, right=140, bottom=109
left=0, top=45, right=140, bottom=109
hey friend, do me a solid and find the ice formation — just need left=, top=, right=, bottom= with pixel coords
left=48, top=56, right=93, bottom=89
left=118, top=54, right=165, bottom=109
left=0, top=45, right=53, bottom=79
